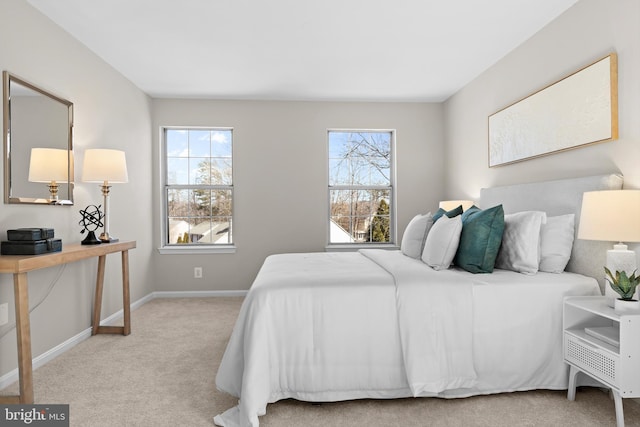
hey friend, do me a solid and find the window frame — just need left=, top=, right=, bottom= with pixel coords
left=326, top=128, right=397, bottom=250
left=158, top=126, right=236, bottom=255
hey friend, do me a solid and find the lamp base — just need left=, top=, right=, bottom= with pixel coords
left=99, top=232, right=119, bottom=243
left=81, top=231, right=102, bottom=245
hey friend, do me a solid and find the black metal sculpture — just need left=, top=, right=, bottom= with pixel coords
left=79, top=204, right=104, bottom=245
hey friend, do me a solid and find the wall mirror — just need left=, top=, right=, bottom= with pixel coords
left=3, top=71, right=74, bottom=205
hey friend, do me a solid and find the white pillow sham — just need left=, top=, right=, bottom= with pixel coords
left=539, top=214, right=575, bottom=273
left=401, top=213, right=434, bottom=259
left=495, top=211, right=547, bottom=275
left=422, top=215, right=462, bottom=270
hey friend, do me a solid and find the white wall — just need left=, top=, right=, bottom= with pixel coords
left=0, top=0, right=154, bottom=378
left=152, top=99, right=444, bottom=291
left=444, top=0, right=640, bottom=200
left=443, top=0, right=640, bottom=287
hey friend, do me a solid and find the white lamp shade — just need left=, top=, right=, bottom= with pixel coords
left=28, top=148, right=70, bottom=183
left=578, top=190, right=640, bottom=243
left=439, top=200, right=474, bottom=212
left=82, top=149, right=128, bottom=183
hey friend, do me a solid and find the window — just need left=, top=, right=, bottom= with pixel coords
left=161, top=127, right=233, bottom=251
left=328, top=130, right=395, bottom=245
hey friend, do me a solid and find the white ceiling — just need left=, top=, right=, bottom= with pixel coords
left=27, top=0, right=579, bottom=102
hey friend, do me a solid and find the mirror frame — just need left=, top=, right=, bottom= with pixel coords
left=2, top=71, right=74, bottom=205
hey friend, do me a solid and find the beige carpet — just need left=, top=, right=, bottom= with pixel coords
left=1, top=297, right=639, bottom=426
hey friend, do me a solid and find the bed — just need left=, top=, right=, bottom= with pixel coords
left=214, top=173, right=623, bottom=427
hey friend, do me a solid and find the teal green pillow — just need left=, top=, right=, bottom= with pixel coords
left=432, top=205, right=464, bottom=222
left=461, top=205, right=481, bottom=222
left=454, top=204, right=505, bottom=274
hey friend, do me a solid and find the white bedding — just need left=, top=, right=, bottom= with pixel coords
left=214, top=249, right=600, bottom=427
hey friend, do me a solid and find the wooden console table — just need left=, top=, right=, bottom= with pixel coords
left=0, top=240, right=136, bottom=404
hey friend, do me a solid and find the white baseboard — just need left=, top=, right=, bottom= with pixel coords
left=0, top=328, right=94, bottom=390
left=97, top=292, right=155, bottom=326
left=0, top=326, right=94, bottom=391
left=0, top=289, right=246, bottom=390
left=151, top=290, right=248, bottom=298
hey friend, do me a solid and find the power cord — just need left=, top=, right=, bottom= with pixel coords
left=0, top=264, right=67, bottom=339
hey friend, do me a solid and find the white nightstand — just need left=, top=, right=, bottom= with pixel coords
left=563, top=296, right=640, bottom=427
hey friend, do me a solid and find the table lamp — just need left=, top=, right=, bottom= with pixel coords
left=577, top=190, right=640, bottom=304
left=81, top=149, right=128, bottom=243
left=28, top=148, right=71, bottom=203
left=439, top=200, right=474, bottom=212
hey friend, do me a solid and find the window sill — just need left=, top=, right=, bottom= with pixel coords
left=157, top=245, right=236, bottom=255
left=325, top=244, right=399, bottom=252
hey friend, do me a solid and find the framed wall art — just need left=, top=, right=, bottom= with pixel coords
left=488, top=53, right=618, bottom=168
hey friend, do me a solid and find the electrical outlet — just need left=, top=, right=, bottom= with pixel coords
left=194, top=267, right=203, bottom=279
left=0, top=303, right=8, bottom=326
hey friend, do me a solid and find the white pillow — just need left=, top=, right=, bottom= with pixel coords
left=495, top=211, right=547, bottom=275
left=401, top=213, right=434, bottom=259
left=421, top=215, right=462, bottom=270
left=539, top=214, right=575, bottom=273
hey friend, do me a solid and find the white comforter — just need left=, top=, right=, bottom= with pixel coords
left=363, top=249, right=477, bottom=396
left=214, top=250, right=600, bottom=427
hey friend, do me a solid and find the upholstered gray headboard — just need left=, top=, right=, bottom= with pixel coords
left=479, top=174, right=623, bottom=290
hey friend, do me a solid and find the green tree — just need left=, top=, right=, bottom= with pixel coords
left=367, top=199, right=390, bottom=242
left=193, top=159, right=232, bottom=217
